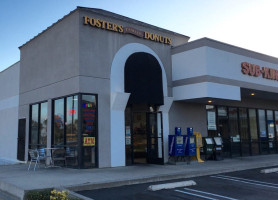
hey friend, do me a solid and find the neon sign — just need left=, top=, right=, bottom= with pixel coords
left=83, top=103, right=93, bottom=108
left=68, top=109, right=76, bottom=115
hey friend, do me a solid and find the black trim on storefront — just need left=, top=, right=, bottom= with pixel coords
left=29, top=100, right=48, bottom=150
left=50, top=93, right=99, bottom=169
left=207, top=104, right=278, bottom=158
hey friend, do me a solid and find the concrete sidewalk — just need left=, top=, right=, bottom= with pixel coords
left=1, top=154, right=278, bottom=199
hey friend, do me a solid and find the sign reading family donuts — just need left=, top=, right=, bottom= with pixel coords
left=83, top=16, right=172, bottom=45
left=241, top=62, right=278, bottom=81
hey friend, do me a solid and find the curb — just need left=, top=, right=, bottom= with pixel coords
left=148, top=180, right=196, bottom=191
left=260, top=167, right=278, bottom=174
left=68, top=162, right=278, bottom=192
left=57, top=187, right=94, bottom=200
left=0, top=180, right=24, bottom=200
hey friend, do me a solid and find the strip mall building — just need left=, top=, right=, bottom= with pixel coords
left=1, top=7, right=278, bottom=168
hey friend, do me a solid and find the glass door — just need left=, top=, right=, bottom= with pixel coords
left=132, top=112, right=147, bottom=164
left=147, top=112, right=164, bottom=164
left=125, top=107, right=133, bottom=165
left=17, top=119, right=26, bottom=161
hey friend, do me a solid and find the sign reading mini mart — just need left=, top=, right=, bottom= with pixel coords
left=83, top=16, right=172, bottom=45
left=241, top=62, right=278, bottom=81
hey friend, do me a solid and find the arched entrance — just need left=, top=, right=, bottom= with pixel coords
left=124, top=52, right=164, bottom=165
left=110, top=43, right=172, bottom=167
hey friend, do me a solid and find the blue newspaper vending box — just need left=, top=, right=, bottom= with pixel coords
left=168, top=127, right=185, bottom=156
left=185, top=127, right=197, bottom=156
left=175, top=127, right=182, bottom=136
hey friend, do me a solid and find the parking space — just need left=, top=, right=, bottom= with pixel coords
left=78, top=167, right=278, bottom=200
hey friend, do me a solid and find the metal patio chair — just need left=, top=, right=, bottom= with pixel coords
left=52, top=148, right=66, bottom=166
left=65, top=147, right=78, bottom=167
left=28, top=149, right=47, bottom=171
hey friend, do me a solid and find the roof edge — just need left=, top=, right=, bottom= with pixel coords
left=0, top=61, right=20, bottom=73
left=19, top=8, right=79, bottom=49
left=19, top=7, right=190, bottom=49
left=172, top=37, right=278, bottom=64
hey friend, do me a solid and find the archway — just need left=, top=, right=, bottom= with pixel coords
left=110, top=43, right=171, bottom=167
left=124, top=52, right=164, bottom=164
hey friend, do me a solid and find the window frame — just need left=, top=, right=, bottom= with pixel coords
left=51, top=93, right=98, bottom=168
left=29, top=101, right=48, bottom=150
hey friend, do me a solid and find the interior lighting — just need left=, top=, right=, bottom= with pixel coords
left=208, top=100, right=212, bottom=103
left=251, top=93, right=255, bottom=96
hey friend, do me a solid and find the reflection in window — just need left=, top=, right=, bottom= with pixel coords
left=229, top=107, right=240, bottom=142
left=53, top=95, right=79, bottom=168
left=258, top=109, right=266, bottom=138
left=31, top=104, right=39, bottom=147
left=54, top=99, right=64, bottom=146
left=249, top=109, right=258, bottom=140
left=248, top=109, right=259, bottom=155
left=217, top=106, right=229, bottom=139
left=267, top=110, right=275, bottom=150
left=275, top=111, right=278, bottom=142
left=239, top=108, right=248, bottom=140
left=82, top=95, right=97, bottom=168
left=30, top=102, right=48, bottom=149
left=267, top=110, right=274, bottom=140
left=40, top=102, right=48, bottom=146
left=52, top=94, right=98, bottom=168
left=66, top=96, right=78, bottom=145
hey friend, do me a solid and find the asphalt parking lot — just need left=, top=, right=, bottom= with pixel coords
left=78, top=166, right=278, bottom=200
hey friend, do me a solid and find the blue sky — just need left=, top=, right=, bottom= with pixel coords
left=1, top=0, right=278, bottom=72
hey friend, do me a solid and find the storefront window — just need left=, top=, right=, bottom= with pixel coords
left=239, top=108, right=248, bottom=141
left=52, top=94, right=98, bottom=168
left=30, top=102, right=48, bottom=149
left=239, top=108, right=250, bottom=156
left=217, top=106, right=228, bottom=138
left=206, top=105, right=217, bottom=137
left=30, top=104, right=39, bottom=148
left=267, top=110, right=275, bottom=151
left=258, top=109, right=267, bottom=138
left=53, top=99, right=64, bottom=146
left=229, top=107, right=240, bottom=156
left=217, top=106, right=230, bottom=156
left=66, top=96, right=78, bottom=145
left=249, top=109, right=258, bottom=140
left=275, top=111, right=278, bottom=142
left=125, top=106, right=132, bottom=165
left=229, top=107, right=240, bottom=142
left=267, top=110, right=275, bottom=139
left=258, top=109, right=268, bottom=153
left=53, top=95, right=79, bottom=167
left=211, top=106, right=277, bottom=157
left=82, top=95, right=97, bottom=168
left=248, top=109, right=259, bottom=155
left=40, top=102, right=48, bottom=146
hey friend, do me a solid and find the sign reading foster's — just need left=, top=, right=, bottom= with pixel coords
left=83, top=16, right=172, bottom=45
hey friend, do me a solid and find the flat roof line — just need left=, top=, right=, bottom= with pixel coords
left=172, top=37, right=278, bottom=64
left=0, top=61, right=20, bottom=73
left=19, top=7, right=190, bottom=49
